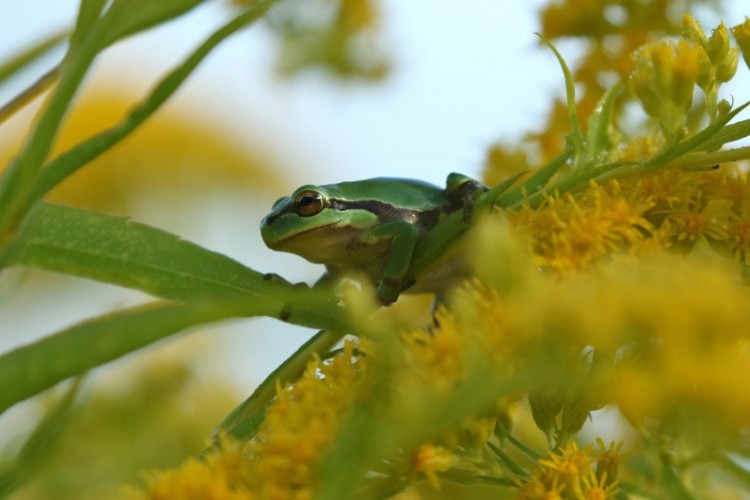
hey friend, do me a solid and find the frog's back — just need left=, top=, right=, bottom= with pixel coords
left=321, top=177, right=447, bottom=210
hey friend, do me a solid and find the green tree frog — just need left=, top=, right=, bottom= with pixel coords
left=260, top=173, right=487, bottom=304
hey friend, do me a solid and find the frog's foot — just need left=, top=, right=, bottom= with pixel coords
left=446, top=173, right=489, bottom=225
left=460, top=181, right=489, bottom=224
left=376, top=277, right=416, bottom=305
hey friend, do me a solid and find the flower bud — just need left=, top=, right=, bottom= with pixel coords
left=630, top=40, right=703, bottom=137
left=716, top=46, right=739, bottom=82
left=731, top=17, right=750, bottom=71
left=707, top=23, right=731, bottom=64
left=682, top=13, right=708, bottom=46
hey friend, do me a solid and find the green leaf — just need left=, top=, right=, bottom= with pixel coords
left=475, top=169, right=529, bottom=211
left=538, top=35, right=584, bottom=160
left=583, top=83, right=621, bottom=166
left=0, top=32, right=67, bottom=85
left=697, top=118, right=750, bottom=151
left=0, top=301, right=260, bottom=415
left=0, top=0, right=279, bottom=258
left=494, top=152, right=569, bottom=208
left=6, top=203, right=347, bottom=330
left=644, top=100, right=750, bottom=170
left=7, top=203, right=267, bottom=301
left=70, top=0, right=106, bottom=48
left=212, top=329, right=346, bottom=444
left=0, top=66, right=61, bottom=126
left=0, top=379, right=81, bottom=497
left=29, top=0, right=279, bottom=209
left=97, top=0, right=206, bottom=49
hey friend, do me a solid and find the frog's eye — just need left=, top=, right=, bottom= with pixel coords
left=293, top=190, right=325, bottom=217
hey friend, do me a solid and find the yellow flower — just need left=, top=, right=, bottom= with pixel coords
left=509, top=181, right=652, bottom=272
left=518, top=440, right=622, bottom=499
left=132, top=342, right=368, bottom=499
left=411, top=445, right=456, bottom=489
left=133, top=441, right=254, bottom=500
left=539, top=442, right=593, bottom=495
left=579, top=470, right=619, bottom=500
left=732, top=17, right=750, bottom=70
left=593, top=439, right=623, bottom=485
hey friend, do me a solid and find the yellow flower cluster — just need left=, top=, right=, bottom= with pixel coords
left=509, top=180, right=653, bottom=271
left=509, top=168, right=750, bottom=272
left=133, top=190, right=750, bottom=496
left=133, top=341, right=368, bottom=499
left=517, top=440, right=621, bottom=500
left=630, top=38, right=706, bottom=138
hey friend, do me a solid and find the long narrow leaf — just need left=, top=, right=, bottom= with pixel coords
left=583, top=83, right=621, bottom=165
left=644, top=101, right=750, bottom=169
left=494, top=152, right=569, bottom=208
left=213, top=329, right=346, bottom=444
left=0, top=32, right=66, bottom=85
left=7, top=203, right=267, bottom=301
left=538, top=35, right=584, bottom=157
left=0, top=300, right=259, bottom=415
left=0, top=379, right=82, bottom=497
left=0, top=66, right=60, bottom=126
left=98, top=0, right=206, bottom=49
left=0, top=20, right=104, bottom=247
left=6, top=203, right=346, bottom=330
left=30, top=0, right=279, bottom=206
left=70, top=0, right=106, bottom=48
left=697, top=119, right=750, bottom=151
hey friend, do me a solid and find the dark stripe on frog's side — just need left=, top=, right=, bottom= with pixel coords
left=327, top=199, right=447, bottom=227
left=265, top=198, right=449, bottom=229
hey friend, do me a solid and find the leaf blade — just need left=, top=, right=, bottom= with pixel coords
left=8, top=203, right=266, bottom=301
left=6, top=203, right=347, bottom=330
left=0, top=301, right=255, bottom=415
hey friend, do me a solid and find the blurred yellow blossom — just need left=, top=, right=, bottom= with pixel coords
left=732, top=17, right=750, bottom=70
left=0, top=89, right=281, bottom=214
left=411, top=445, right=456, bottom=489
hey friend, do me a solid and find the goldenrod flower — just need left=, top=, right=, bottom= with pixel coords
left=579, top=470, right=619, bottom=500
left=732, top=17, right=750, bottom=70
left=519, top=440, right=622, bottom=499
left=411, top=445, right=456, bottom=488
left=630, top=39, right=706, bottom=139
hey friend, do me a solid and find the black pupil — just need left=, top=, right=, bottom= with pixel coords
left=295, top=191, right=323, bottom=216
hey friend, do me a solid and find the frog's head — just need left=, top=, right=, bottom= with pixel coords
left=260, top=184, right=378, bottom=264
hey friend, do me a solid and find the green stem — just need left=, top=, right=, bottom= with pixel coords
left=487, top=441, right=530, bottom=478
left=505, top=433, right=544, bottom=461
left=0, top=0, right=280, bottom=255
left=31, top=0, right=278, bottom=205
left=0, top=31, right=67, bottom=84
left=0, top=33, right=101, bottom=246
left=0, top=65, right=61, bottom=125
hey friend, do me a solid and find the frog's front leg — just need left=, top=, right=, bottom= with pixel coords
left=359, top=220, right=419, bottom=305
left=446, top=172, right=489, bottom=224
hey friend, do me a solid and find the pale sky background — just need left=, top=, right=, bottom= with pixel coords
left=0, top=0, right=749, bottom=417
